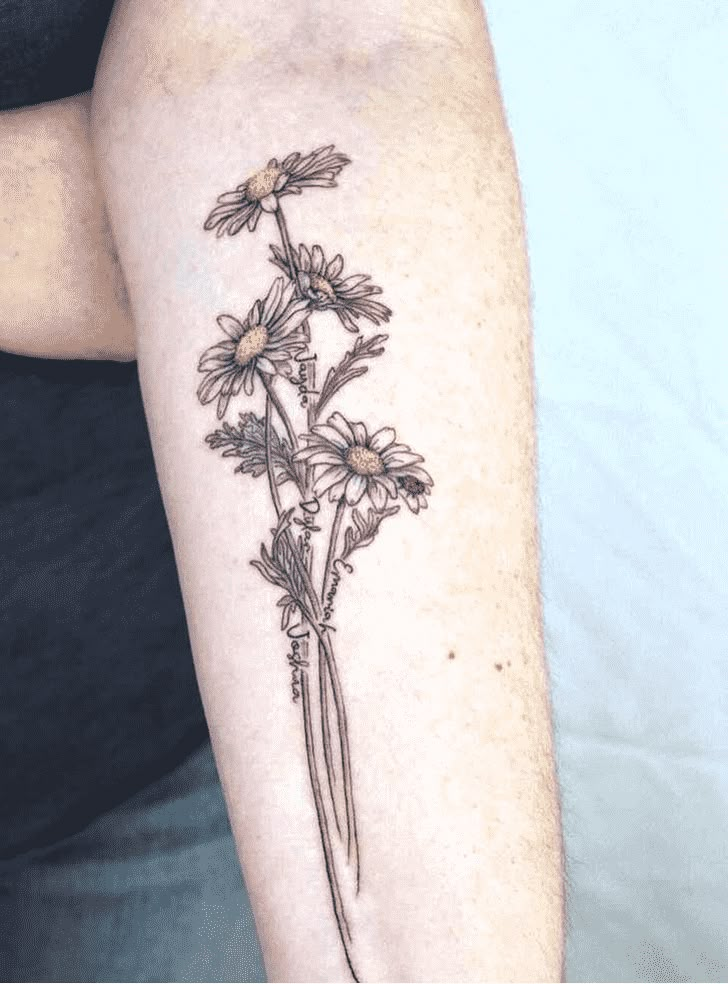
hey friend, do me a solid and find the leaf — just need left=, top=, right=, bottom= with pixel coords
left=314, top=333, right=388, bottom=417
left=251, top=509, right=309, bottom=612
left=341, top=504, right=400, bottom=562
left=205, top=412, right=297, bottom=486
left=276, top=594, right=301, bottom=631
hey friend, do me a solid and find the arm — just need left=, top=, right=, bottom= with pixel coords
left=0, top=93, right=135, bottom=360
left=91, top=2, right=564, bottom=979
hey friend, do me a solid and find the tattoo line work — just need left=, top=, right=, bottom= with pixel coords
left=199, top=146, right=434, bottom=979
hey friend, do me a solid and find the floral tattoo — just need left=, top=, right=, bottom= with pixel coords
left=199, top=146, right=433, bottom=980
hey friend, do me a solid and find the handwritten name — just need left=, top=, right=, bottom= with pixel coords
left=293, top=496, right=320, bottom=561
left=320, top=559, right=351, bottom=632
left=286, top=625, right=310, bottom=703
left=292, top=352, right=318, bottom=408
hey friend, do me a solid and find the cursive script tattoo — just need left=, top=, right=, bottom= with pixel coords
left=198, top=146, right=433, bottom=980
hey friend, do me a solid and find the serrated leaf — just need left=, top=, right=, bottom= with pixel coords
left=341, top=504, right=400, bottom=562
left=205, top=411, right=297, bottom=486
left=314, top=334, right=388, bottom=417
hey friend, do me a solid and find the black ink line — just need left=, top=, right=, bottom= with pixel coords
left=200, top=147, right=435, bottom=974
left=260, top=372, right=299, bottom=455
left=301, top=668, right=360, bottom=983
left=319, top=496, right=347, bottom=856
left=260, top=378, right=360, bottom=892
left=264, top=392, right=283, bottom=516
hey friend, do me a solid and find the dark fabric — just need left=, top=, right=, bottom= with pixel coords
left=0, top=740, right=266, bottom=982
left=0, top=0, right=116, bottom=110
left=0, top=351, right=209, bottom=860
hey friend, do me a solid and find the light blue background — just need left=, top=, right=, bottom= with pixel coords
left=484, top=2, right=727, bottom=981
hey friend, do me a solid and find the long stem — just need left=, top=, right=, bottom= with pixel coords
left=264, top=393, right=283, bottom=517
left=319, top=497, right=347, bottom=840
left=275, top=206, right=298, bottom=286
left=301, top=663, right=360, bottom=982
left=270, top=205, right=360, bottom=900
left=261, top=359, right=360, bottom=902
left=309, top=621, right=360, bottom=887
left=261, top=381, right=358, bottom=977
left=322, top=498, right=347, bottom=604
left=260, top=372, right=298, bottom=452
left=294, top=578, right=361, bottom=890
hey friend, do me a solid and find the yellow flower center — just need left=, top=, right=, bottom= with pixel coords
left=234, top=325, right=269, bottom=366
left=309, top=274, right=336, bottom=301
left=346, top=446, right=384, bottom=476
left=245, top=165, right=282, bottom=201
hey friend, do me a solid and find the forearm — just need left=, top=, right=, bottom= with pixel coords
left=91, top=4, right=564, bottom=980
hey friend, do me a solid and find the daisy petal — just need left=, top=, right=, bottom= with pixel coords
left=243, top=366, right=255, bottom=396
left=327, top=412, right=357, bottom=446
left=314, top=464, right=349, bottom=493
left=369, top=427, right=396, bottom=453
left=310, top=423, right=351, bottom=451
left=311, top=245, right=325, bottom=273
left=325, top=477, right=349, bottom=502
left=380, top=476, right=399, bottom=498
left=256, top=356, right=276, bottom=374
left=294, top=449, right=344, bottom=467
left=326, top=254, right=344, bottom=280
left=345, top=474, right=367, bottom=505
left=261, top=278, right=284, bottom=323
left=299, top=244, right=312, bottom=271
left=383, top=450, right=425, bottom=469
left=217, top=314, right=244, bottom=339
left=338, top=274, right=370, bottom=290
left=368, top=480, right=389, bottom=511
left=216, top=391, right=232, bottom=419
left=216, top=190, right=247, bottom=205
left=351, top=422, right=367, bottom=446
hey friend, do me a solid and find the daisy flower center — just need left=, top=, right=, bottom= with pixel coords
left=309, top=274, right=336, bottom=301
left=234, top=325, right=269, bottom=366
left=346, top=446, right=384, bottom=476
left=245, top=165, right=282, bottom=201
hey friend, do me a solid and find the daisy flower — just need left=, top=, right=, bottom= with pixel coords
left=197, top=278, right=309, bottom=418
left=204, top=145, right=351, bottom=236
left=294, top=411, right=431, bottom=511
left=270, top=243, right=392, bottom=333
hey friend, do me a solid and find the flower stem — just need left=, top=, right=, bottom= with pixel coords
left=260, top=372, right=298, bottom=452
left=267, top=208, right=360, bottom=919
left=264, top=393, right=283, bottom=517
left=261, top=378, right=358, bottom=974
left=322, top=498, right=347, bottom=605
left=275, top=206, right=298, bottom=286
left=319, top=496, right=350, bottom=866
left=259, top=369, right=360, bottom=889
left=300, top=664, right=360, bottom=982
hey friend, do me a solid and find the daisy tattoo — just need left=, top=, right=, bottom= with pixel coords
left=199, top=146, right=433, bottom=981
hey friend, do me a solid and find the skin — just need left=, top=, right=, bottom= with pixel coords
left=4, top=0, right=566, bottom=979
left=0, top=92, right=134, bottom=360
